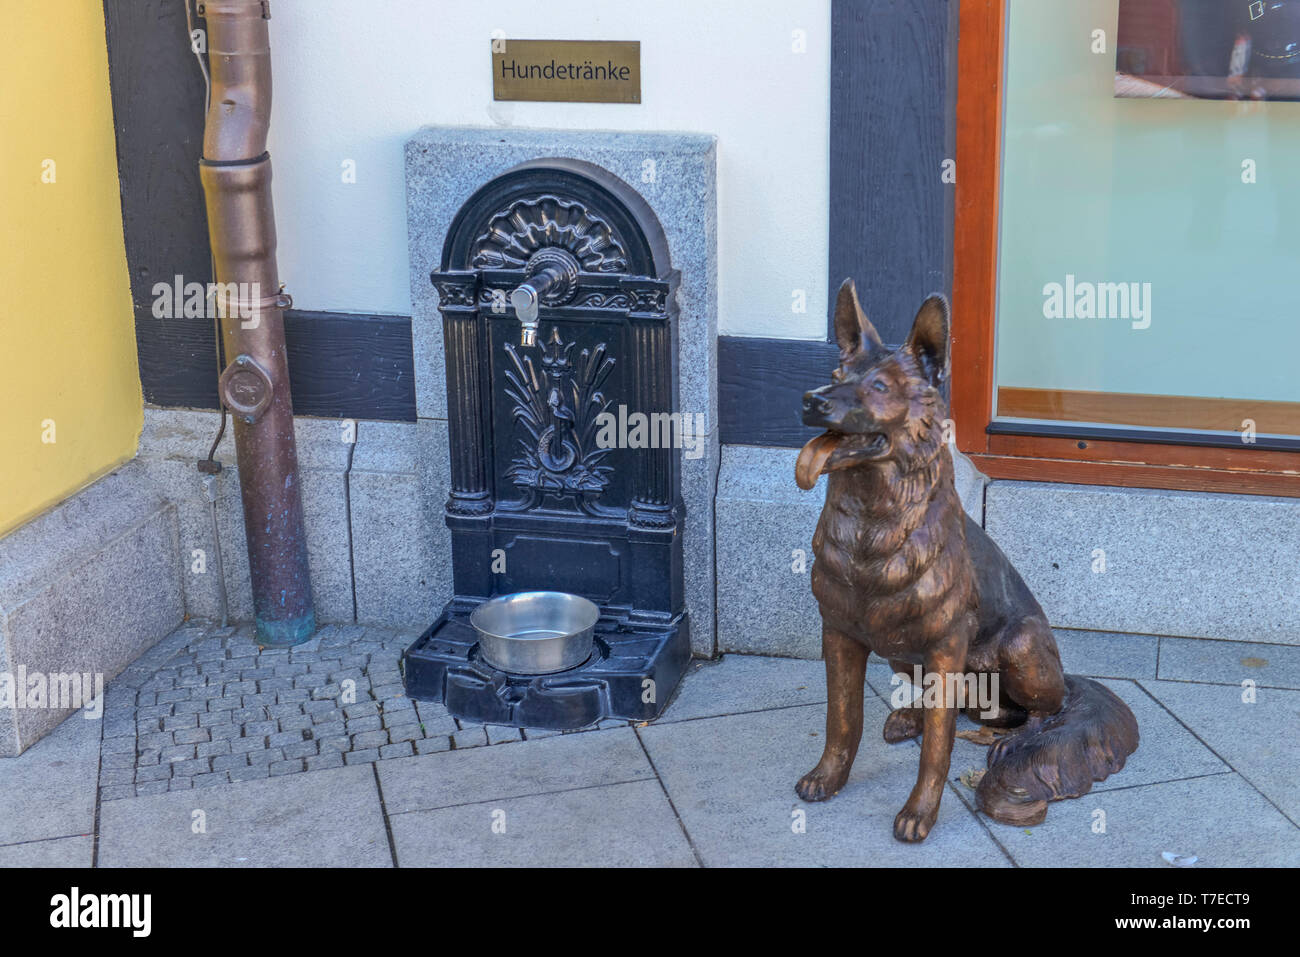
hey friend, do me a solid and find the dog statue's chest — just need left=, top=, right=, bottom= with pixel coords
left=810, top=471, right=975, bottom=661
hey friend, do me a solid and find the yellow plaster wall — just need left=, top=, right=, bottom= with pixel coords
left=0, top=0, right=142, bottom=536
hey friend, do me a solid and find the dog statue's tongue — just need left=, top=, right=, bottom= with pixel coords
left=795, top=432, right=842, bottom=490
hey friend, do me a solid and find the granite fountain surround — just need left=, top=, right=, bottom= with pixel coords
left=402, top=128, right=718, bottom=728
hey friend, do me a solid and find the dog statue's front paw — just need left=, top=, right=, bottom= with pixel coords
left=795, top=762, right=849, bottom=802
left=893, top=796, right=940, bottom=842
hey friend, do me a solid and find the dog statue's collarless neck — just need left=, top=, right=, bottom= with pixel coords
left=825, top=447, right=949, bottom=515
left=816, top=450, right=964, bottom=576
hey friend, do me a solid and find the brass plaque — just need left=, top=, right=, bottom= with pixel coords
left=492, top=40, right=641, bottom=103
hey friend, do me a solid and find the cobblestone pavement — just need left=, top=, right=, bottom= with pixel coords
left=3, top=620, right=1299, bottom=867
left=97, top=621, right=629, bottom=801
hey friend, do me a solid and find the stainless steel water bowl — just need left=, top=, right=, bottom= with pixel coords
left=470, top=591, right=599, bottom=675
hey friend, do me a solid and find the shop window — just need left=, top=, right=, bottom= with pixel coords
left=953, top=0, right=1300, bottom=495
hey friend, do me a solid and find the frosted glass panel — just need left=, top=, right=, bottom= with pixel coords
left=994, top=0, right=1300, bottom=439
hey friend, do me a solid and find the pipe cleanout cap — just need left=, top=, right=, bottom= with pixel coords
left=219, top=354, right=275, bottom=423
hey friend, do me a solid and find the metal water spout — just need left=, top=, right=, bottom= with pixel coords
left=510, top=249, right=579, bottom=346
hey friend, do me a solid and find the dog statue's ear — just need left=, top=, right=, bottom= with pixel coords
left=833, top=279, right=884, bottom=358
left=905, top=294, right=951, bottom=386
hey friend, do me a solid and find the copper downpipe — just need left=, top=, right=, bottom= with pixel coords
left=197, top=0, right=314, bottom=646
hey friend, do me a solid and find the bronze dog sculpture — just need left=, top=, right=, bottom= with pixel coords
left=794, top=281, right=1139, bottom=842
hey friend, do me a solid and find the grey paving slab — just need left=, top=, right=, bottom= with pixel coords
left=376, top=727, right=654, bottom=814
left=638, top=700, right=1010, bottom=867
left=98, top=764, right=390, bottom=867
left=659, top=654, right=827, bottom=724
left=1141, top=679, right=1300, bottom=824
left=0, top=836, right=93, bottom=868
left=1157, top=637, right=1300, bottom=690
left=485, top=725, right=522, bottom=744
left=987, top=773, right=1300, bottom=867
left=389, top=779, right=696, bottom=867
left=0, top=708, right=101, bottom=845
left=1054, top=629, right=1159, bottom=680
left=945, top=678, right=1227, bottom=798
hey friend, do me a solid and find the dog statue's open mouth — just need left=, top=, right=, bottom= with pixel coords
left=795, top=431, right=888, bottom=489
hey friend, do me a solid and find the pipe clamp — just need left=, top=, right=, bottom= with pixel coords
left=211, top=286, right=292, bottom=320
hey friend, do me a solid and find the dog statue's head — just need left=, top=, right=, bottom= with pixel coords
left=795, top=280, right=951, bottom=490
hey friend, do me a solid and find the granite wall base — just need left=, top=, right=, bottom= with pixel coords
left=134, top=408, right=450, bottom=632
left=0, top=463, right=184, bottom=755
left=717, top=444, right=1300, bottom=657
left=986, top=480, right=1300, bottom=645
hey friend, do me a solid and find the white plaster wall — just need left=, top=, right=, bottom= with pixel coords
left=266, top=0, right=830, bottom=339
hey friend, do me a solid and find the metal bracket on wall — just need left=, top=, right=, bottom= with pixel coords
left=196, top=1, right=271, bottom=19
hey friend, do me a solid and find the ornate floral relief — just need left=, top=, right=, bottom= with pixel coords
left=502, top=327, right=617, bottom=504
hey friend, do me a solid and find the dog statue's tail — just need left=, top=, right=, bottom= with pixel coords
left=976, top=675, right=1139, bottom=826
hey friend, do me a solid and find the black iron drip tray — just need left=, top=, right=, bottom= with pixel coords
left=402, top=605, right=690, bottom=731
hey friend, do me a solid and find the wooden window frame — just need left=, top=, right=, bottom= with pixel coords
left=951, top=0, right=1300, bottom=498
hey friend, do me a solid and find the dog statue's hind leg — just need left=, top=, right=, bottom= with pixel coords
left=997, top=616, right=1066, bottom=717
left=976, top=615, right=1139, bottom=826
left=796, top=626, right=868, bottom=802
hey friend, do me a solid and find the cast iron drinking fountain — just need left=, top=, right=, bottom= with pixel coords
left=403, top=158, right=691, bottom=730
